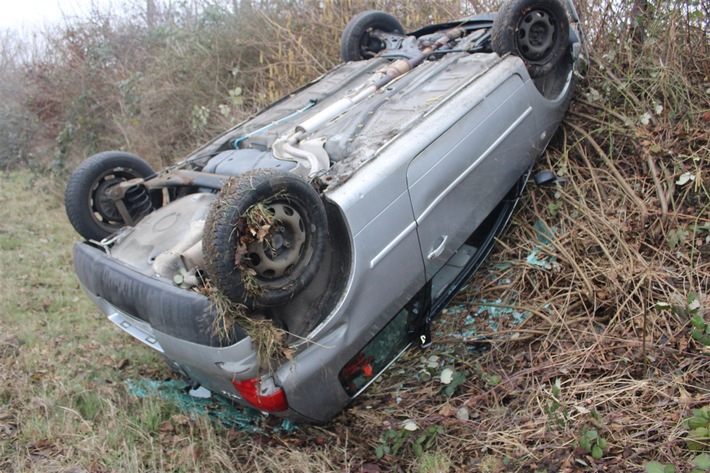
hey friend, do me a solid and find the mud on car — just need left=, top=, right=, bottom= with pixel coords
left=66, top=0, right=586, bottom=422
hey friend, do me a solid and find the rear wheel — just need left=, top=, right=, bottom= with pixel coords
left=491, top=0, right=570, bottom=78
left=340, top=11, right=404, bottom=62
left=203, top=169, right=329, bottom=308
left=65, top=151, right=155, bottom=241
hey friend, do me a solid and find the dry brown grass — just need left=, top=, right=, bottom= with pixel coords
left=328, top=102, right=709, bottom=468
left=314, top=6, right=710, bottom=469
left=1, top=0, right=709, bottom=472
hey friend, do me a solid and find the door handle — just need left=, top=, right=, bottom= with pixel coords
left=427, top=235, right=448, bottom=261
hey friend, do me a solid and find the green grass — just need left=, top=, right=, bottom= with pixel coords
left=0, top=172, right=191, bottom=471
left=2, top=0, right=710, bottom=470
left=0, top=172, right=350, bottom=471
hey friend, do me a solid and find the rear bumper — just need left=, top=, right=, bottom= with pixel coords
left=73, top=242, right=245, bottom=346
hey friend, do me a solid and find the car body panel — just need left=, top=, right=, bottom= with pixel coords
left=408, top=69, right=535, bottom=278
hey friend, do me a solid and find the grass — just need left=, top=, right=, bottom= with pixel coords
left=202, top=281, right=287, bottom=367
left=0, top=172, right=225, bottom=472
left=2, top=106, right=708, bottom=470
left=2, top=0, right=710, bottom=471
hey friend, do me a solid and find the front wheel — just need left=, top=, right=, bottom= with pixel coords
left=491, top=0, right=570, bottom=78
left=203, top=169, right=329, bottom=308
left=64, top=151, right=156, bottom=241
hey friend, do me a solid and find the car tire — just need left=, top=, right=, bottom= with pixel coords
left=491, top=0, right=570, bottom=78
left=65, top=151, right=156, bottom=241
left=340, top=10, right=404, bottom=62
left=203, top=169, right=329, bottom=308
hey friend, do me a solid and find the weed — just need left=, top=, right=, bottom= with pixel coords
left=228, top=86, right=244, bottom=106
left=241, top=268, right=263, bottom=296
left=686, top=408, right=710, bottom=451
left=690, top=316, right=710, bottom=353
left=668, top=227, right=689, bottom=251
left=657, top=293, right=709, bottom=354
left=439, top=366, right=468, bottom=396
left=191, top=105, right=211, bottom=134
left=578, top=425, right=608, bottom=460
left=473, top=362, right=501, bottom=388
left=376, top=424, right=444, bottom=459
left=544, top=378, right=569, bottom=428
left=644, top=461, right=676, bottom=473
left=376, top=427, right=408, bottom=459
left=135, top=397, right=181, bottom=432
left=691, top=453, right=710, bottom=472
left=72, top=390, right=105, bottom=422
left=203, top=282, right=240, bottom=342
left=415, top=452, right=452, bottom=473
left=547, top=199, right=563, bottom=217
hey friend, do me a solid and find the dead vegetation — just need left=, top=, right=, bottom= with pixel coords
left=324, top=3, right=710, bottom=469
left=200, top=278, right=290, bottom=369
left=1, top=0, right=709, bottom=472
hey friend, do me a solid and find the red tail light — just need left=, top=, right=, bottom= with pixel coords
left=231, top=377, right=289, bottom=412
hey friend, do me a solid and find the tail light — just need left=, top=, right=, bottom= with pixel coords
left=231, top=377, right=288, bottom=412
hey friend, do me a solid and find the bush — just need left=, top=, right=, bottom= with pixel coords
left=0, top=0, right=708, bottom=183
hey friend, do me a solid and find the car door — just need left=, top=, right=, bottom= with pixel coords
left=407, top=72, right=537, bottom=280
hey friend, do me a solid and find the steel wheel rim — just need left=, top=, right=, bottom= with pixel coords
left=247, top=202, right=307, bottom=280
left=517, top=9, right=558, bottom=62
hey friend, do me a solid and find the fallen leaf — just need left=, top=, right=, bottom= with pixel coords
left=256, top=224, right=271, bottom=241
left=676, top=172, right=695, bottom=186
left=359, top=463, right=382, bottom=473
left=158, top=420, right=174, bottom=433
left=439, top=403, right=457, bottom=417
left=402, top=420, right=418, bottom=431
left=456, top=407, right=470, bottom=421
left=440, top=368, right=454, bottom=385
left=281, top=347, right=296, bottom=360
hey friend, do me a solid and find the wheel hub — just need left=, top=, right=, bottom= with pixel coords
left=94, top=177, right=123, bottom=222
left=247, top=203, right=306, bottom=280
left=517, top=10, right=556, bottom=61
left=359, top=28, right=386, bottom=58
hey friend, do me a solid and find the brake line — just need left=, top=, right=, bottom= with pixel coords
left=232, top=99, right=318, bottom=148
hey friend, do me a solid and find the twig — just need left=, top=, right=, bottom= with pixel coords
left=567, top=121, right=649, bottom=225
left=646, top=154, right=669, bottom=215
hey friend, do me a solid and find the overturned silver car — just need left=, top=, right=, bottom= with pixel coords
left=66, top=0, right=586, bottom=422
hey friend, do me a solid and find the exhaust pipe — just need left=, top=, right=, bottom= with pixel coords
left=273, top=27, right=466, bottom=177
